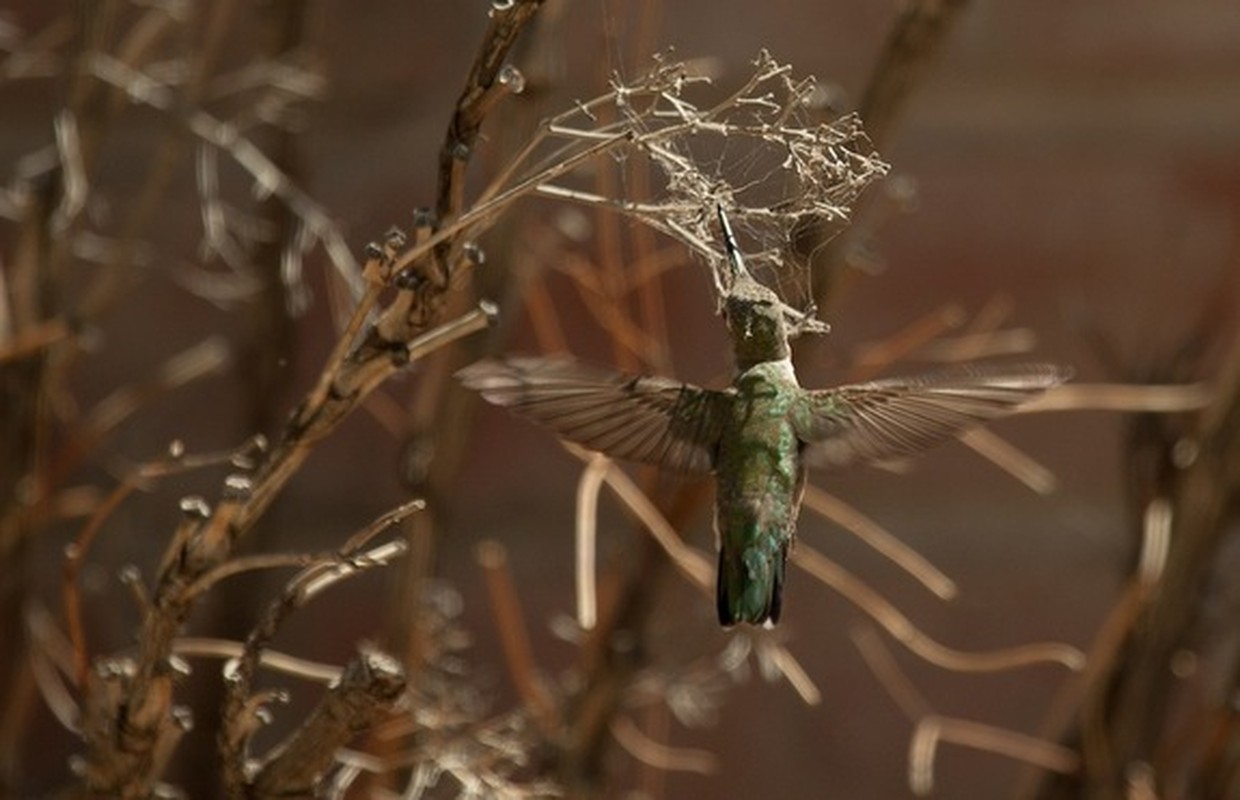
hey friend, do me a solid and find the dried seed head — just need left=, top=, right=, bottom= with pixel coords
left=498, top=64, right=526, bottom=95
left=180, top=495, right=211, bottom=518
left=384, top=225, right=408, bottom=252
left=171, top=705, right=194, bottom=731
left=462, top=241, right=486, bottom=267
left=168, top=654, right=192, bottom=678
left=222, top=474, right=253, bottom=500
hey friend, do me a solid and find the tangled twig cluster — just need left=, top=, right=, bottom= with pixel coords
left=530, top=50, right=889, bottom=314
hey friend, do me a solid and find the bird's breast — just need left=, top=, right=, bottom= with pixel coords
left=714, top=375, right=805, bottom=547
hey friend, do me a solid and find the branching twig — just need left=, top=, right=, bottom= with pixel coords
left=801, top=484, right=957, bottom=600
left=792, top=544, right=1085, bottom=673
left=219, top=502, right=419, bottom=796
left=852, top=624, right=1080, bottom=797
left=250, top=645, right=407, bottom=799
left=909, top=715, right=1079, bottom=796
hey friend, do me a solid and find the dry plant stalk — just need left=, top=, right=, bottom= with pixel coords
left=216, top=502, right=420, bottom=795
left=0, top=2, right=544, bottom=797
left=393, top=48, right=888, bottom=794
left=7, top=1, right=1219, bottom=797
left=22, top=6, right=891, bottom=796
left=851, top=624, right=1080, bottom=796
left=1031, top=312, right=1240, bottom=799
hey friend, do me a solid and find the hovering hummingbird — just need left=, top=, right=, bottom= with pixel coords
left=458, top=207, right=1068, bottom=628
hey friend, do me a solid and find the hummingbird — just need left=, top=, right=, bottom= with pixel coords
left=458, top=206, right=1068, bottom=627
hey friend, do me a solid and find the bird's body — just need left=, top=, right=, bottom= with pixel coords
left=458, top=207, right=1069, bottom=627
left=713, top=358, right=805, bottom=625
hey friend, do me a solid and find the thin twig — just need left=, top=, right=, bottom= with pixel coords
left=959, top=428, right=1058, bottom=494
left=171, top=638, right=342, bottom=684
left=1021, top=382, right=1212, bottom=414
left=475, top=539, right=562, bottom=737
left=251, top=645, right=407, bottom=799
left=910, top=715, right=1079, bottom=796
left=63, top=479, right=137, bottom=688
left=575, top=455, right=608, bottom=630
left=568, top=448, right=713, bottom=590
left=609, top=715, right=718, bottom=775
left=801, top=485, right=957, bottom=600
left=791, top=544, right=1085, bottom=672
left=850, top=623, right=930, bottom=721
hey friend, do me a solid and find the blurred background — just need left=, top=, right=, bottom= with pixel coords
left=1, top=1, right=1237, bottom=797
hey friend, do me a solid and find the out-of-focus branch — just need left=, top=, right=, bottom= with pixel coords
left=475, top=540, right=561, bottom=737
left=909, top=715, right=1080, bottom=796
left=218, top=503, right=418, bottom=796
left=0, top=161, right=60, bottom=798
left=806, top=0, right=973, bottom=311
left=45, top=337, right=232, bottom=491
left=556, top=478, right=711, bottom=797
left=610, top=714, right=718, bottom=776
left=1021, top=382, right=1212, bottom=414
left=438, top=0, right=547, bottom=229
left=857, top=0, right=971, bottom=150
left=1032, top=316, right=1240, bottom=799
left=792, top=544, right=1084, bottom=673
left=852, top=624, right=1080, bottom=797
left=75, top=293, right=492, bottom=795
left=385, top=2, right=549, bottom=686
left=801, top=485, right=957, bottom=600
left=237, top=0, right=310, bottom=435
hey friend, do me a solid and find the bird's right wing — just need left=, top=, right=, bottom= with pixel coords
left=458, top=356, right=734, bottom=475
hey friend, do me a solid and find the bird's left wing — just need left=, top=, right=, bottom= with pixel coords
left=791, top=363, right=1069, bottom=470
left=458, top=356, right=733, bottom=475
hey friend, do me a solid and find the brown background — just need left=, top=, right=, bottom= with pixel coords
left=3, top=1, right=1238, bottom=797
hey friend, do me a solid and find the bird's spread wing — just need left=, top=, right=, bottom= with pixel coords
left=458, top=356, right=733, bottom=475
left=791, top=363, right=1069, bottom=470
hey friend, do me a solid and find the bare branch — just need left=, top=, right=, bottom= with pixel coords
left=609, top=715, right=718, bottom=775
left=801, top=485, right=957, bottom=600
left=791, top=544, right=1085, bottom=673
left=910, top=715, right=1079, bottom=796
left=251, top=645, right=407, bottom=798
left=475, top=540, right=561, bottom=738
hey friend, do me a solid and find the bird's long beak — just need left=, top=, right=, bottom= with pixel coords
left=716, top=203, right=751, bottom=288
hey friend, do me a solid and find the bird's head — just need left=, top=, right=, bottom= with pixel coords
left=723, top=278, right=791, bottom=369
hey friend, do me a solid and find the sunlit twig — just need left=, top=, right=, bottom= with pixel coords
left=171, top=638, right=342, bottom=684
left=1022, top=382, right=1212, bottom=414
left=851, top=623, right=1079, bottom=796
left=959, top=428, right=1058, bottom=494
left=567, top=446, right=713, bottom=590
left=909, top=715, right=1079, bottom=796
left=792, top=544, right=1084, bottom=672
left=610, top=715, right=718, bottom=775
left=801, top=485, right=957, bottom=600
left=575, top=455, right=609, bottom=630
